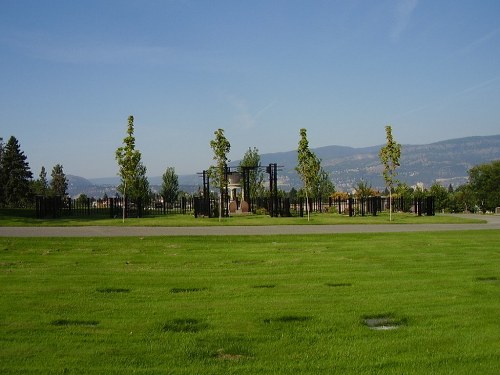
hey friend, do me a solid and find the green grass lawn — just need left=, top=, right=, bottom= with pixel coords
left=0, top=209, right=486, bottom=226
left=1, top=231, right=499, bottom=374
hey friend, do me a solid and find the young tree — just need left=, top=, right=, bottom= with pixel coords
left=115, top=115, right=150, bottom=219
left=209, top=128, right=231, bottom=221
left=315, top=168, right=335, bottom=201
left=0, top=136, right=33, bottom=207
left=379, top=125, right=401, bottom=221
left=354, top=180, right=377, bottom=199
left=50, top=164, right=68, bottom=197
left=296, top=128, right=321, bottom=221
left=33, top=166, right=49, bottom=196
left=161, top=167, right=179, bottom=206
left=239, top=147, right=264, bottom=203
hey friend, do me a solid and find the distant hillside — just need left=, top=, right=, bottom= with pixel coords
left=254, top=135, right=500, bottom=191
left=67, top=175, right=118, bottom=198
left=70, top=135, right=500, bottom=197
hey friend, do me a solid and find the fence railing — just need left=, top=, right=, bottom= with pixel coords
left=35, top=195, right=435, bottom=219
left=35, top=196, right=194, bottom=219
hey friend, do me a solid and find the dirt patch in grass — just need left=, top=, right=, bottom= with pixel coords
left=215, top=349, right=248, bottom=361
left=187, top=336, right=253, bottom=362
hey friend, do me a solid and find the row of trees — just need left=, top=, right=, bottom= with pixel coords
left=3, top=117, right=497, bottom=216
left=0, top=136, right=68, bottom=208
left=426, top=161, right=500, bottom=213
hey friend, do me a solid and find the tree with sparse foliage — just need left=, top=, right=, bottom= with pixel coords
left=161, top=167, right=179, bottom=206
left=33, top=166, right=49, bottom=196
left=296, top=128, right=321, bottom=221
left=355, top=180, right=377, bottom=199
left=209, top=128, right=231, bottom=221
left=115, top=115, right=150, bottom=215
left=0, top=136, right=33, bottom=207
left=50, top=164, right=68, bottom=197
left=379, top=125, right=401, bottom=221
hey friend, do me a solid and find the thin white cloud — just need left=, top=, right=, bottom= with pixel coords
left=1, top=30, right=172, bottom=64
left=391, top=0, right=419, bottom=42
left=253, top=101, right=277, bottom=120
left=0, top=30, right=243, bottom=72
left=394, top=75, right=500, bottom=118
left=223, top=94, right=276, bottom=130
left=458, top=27, right=500, bottom=56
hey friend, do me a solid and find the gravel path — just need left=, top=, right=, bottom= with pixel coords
left=1, top=214, right=499, bottom=237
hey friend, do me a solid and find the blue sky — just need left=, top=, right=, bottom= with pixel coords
left=1, top=0, right=499, bottom=178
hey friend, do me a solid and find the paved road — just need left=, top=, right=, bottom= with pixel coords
left=0, top=214, right=499, bottom=237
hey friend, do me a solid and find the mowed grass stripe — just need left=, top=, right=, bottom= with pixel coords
left=0, top=231, right=499, bottom=374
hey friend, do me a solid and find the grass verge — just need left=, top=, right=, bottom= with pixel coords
left=1, top=231, right=499, bottom=374
left=0, top=208, right=486, bottom=226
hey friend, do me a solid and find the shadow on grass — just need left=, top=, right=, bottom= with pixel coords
left=96, top=287, right=131, bottom=293
left=263, top=315, right=312, bottom=324
left=162, top=318, right=209, bottom=333
left=51, top=319, right=99, bottom=327
left=170, top=287, right=207, bottom=294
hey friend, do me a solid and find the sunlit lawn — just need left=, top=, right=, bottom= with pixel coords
left=0, top=209, right=486, bottom=226
left=1, top=231, right=499, bottom=374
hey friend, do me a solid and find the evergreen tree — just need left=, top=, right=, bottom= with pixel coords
left=50, top=164, right=68, bottom=197
left=0, top=136, right=33, bottom=207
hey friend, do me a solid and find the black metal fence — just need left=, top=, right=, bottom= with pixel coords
left=194, top=195, right=435, bottom=218
left=35, top=195, right=435, bottom=219
left=35, top=196, right=194, bottom=219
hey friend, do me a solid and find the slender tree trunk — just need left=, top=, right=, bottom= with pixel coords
left=219, top=195, right=222, bottom=222
left=389, top=190, right=392, bottom=221
left=305, top=190, right=310, bottom=222
left=122, top=182, right=126, bottom=223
